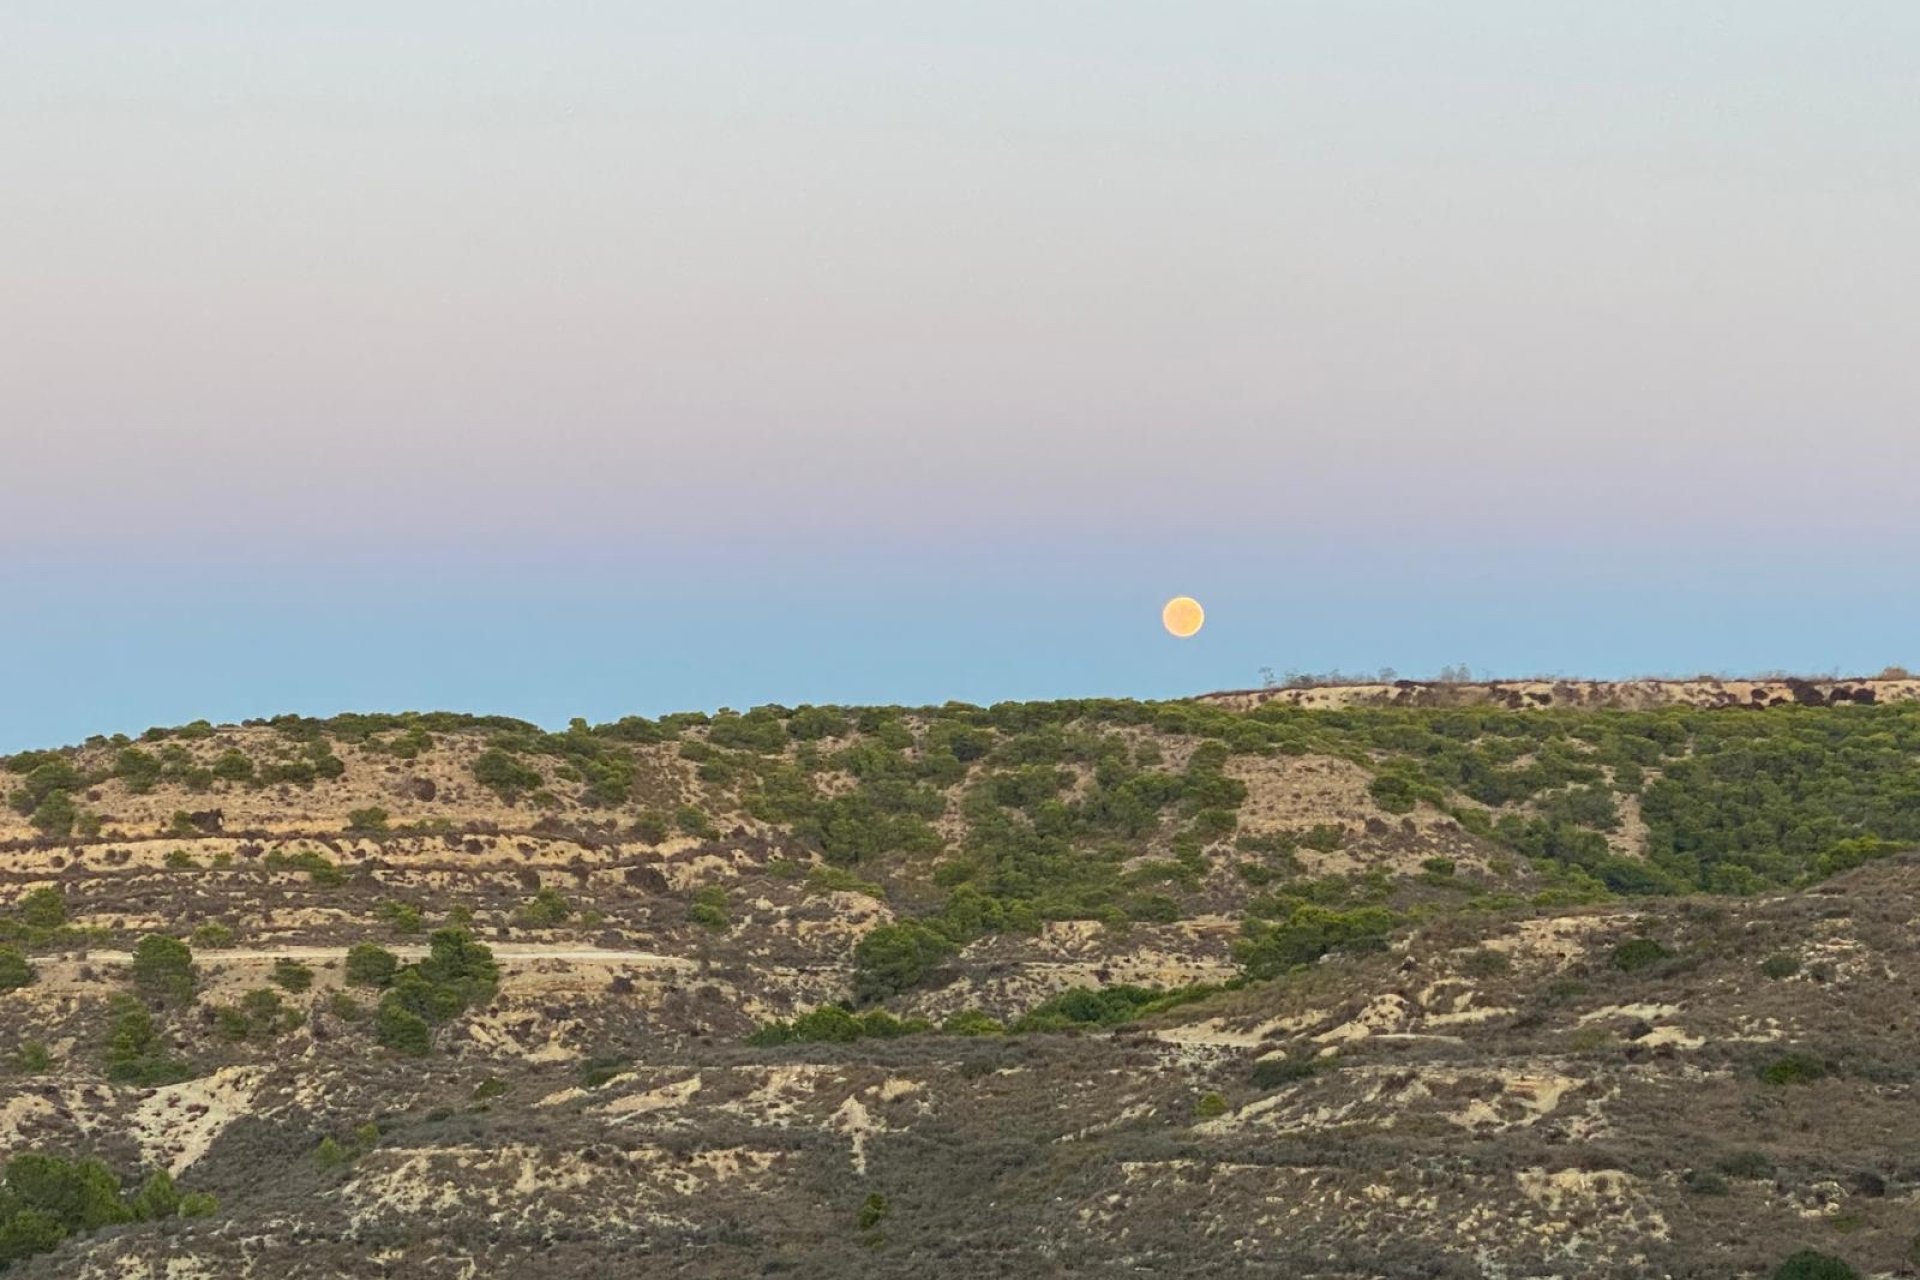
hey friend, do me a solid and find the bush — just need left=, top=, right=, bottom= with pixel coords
left=515, top=887, right=573, bottom=927
left=376, top=900, right=423, bottom=934
left=1717, top=1150, right=1775, bottom=1180
left=190, top=923, right=234, bottom=950
left=12, top=1041, right=52, bottom=1073
left=853, top=922, right=958, bottom=1001
left=373, top=929, right=498, bottom=1056
left=1609, top=938, right=1672, bottom=973
left=858, top=1192, right=890, bottom=1231
left=790, top=1005, right=864, bottom=1043
left=345, top=944, right=399, bottom=988
left=578, top=1056, right=632, bottom=1088
left=942, top=1009, right=1006, bottom=1036
left=1759, top=1052, right=1827, bottom=1086
left=1771, top=1251, right=1860, bottom=1280
left=0, top=1151, right=179, bottom=1267
left=130, top=935, right=196, bottom=1004
left=374, top=1002, right=432, bottom=1056
left=1760, top=953, right=1801, bottom=980
left=1233, top=905, right=1396, bottom=980
left=27, top=791, right=80, bottom=838
left=1250, top=1056, right=1320, bottom=1089
left=675, top=806, right=718, bottom=839
left=472, top=749, right=542, bottom=802
left=0, top=946, right=32, bottom=991
left=15, top=888, right=66, bottom=931
left=1195, top=1091, right=1228, bottom=1118
left=1683, top=1168, right=1730, bottom=1195
left=127, top=1169, right=181, bottom=1221
left=270, top=958, right=314, bottom=993
left=688, top=885, right=730, bottom=931
left=345, top=807, right=390, bottom=834
left=103, top=997, right=191, bottom=1085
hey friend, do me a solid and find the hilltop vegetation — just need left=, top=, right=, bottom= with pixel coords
left=4, top=692, right=1920, bottom=1276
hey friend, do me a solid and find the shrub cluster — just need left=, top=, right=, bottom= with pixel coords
left=0, top=1153, right=215, bottom=1269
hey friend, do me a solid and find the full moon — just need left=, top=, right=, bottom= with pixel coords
left=1162, top=596, right=1205, bottom=638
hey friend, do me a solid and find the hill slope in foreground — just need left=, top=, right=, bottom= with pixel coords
left=5, top=683, right=1920, bottom=1277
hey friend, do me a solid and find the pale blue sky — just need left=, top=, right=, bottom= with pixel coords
left=4, top=4, right=1918, bottom=749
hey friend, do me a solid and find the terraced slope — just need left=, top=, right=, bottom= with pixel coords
left=3, top=696, right=1920, bottom=1276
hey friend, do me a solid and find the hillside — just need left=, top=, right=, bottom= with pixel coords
left=5, top=694, right=1920, bottom=1277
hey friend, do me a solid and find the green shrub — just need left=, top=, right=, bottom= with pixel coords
left=1250, top=1056, right=1320, bottom=1089
left=372, top=929, right=498, bottom=1056
left=1233, top=905, right=1395, bottom=980
left=345, top=943, right=399, bottom=988
left=376, top=900, right=424, bottom=934
left=1368, top=774, right=1422, bottom=814
left=0, top=946, right=32, bottom=991
left=941, top=1009, right=1006, bottom=1036
left=15, top=888, right=66, bottom=931
left=1683, top=1168, right=1730, bottom=1195
left=688, top=885, right=730, bottom=931
left=374, top=1002, right=432, bottom=1056
left=27, top=792, right=79, bottom=838
left=472, top=749, right=542, bottom=801
left=11, top=1041, right=52, bottom=1073
left=790, top=1005, right=865, bottom=1043
left=103, top=997, right=191, bottom=1085
left=630, top=811, right=669, bottom=844
left=1609, top=938, right=1672, bottom=973
left=270, top=958, right=314, bottom=993
left=211, top=749, right=255, bottom=783
left=1195, top=1091, right=1228, bottom=1118
left=853, top=922, right=958, bottom=1001
left=1759, top=1052, right=1827, bottom=1086
left=675, top=806, right=719, bottom=839
left=1760, top=953, right=1801, bottom=980
left=190, top=923, right=234, bottom=950
left=514, top=887, right=573, bottom=927
left=1717, top=1150, right=1775, bottom=1180
left=858, top=1192, right=890, bottom=1231
left=1770, top=1251, right=1860, bottom=1280
left=179, top=1192, right=218, bottom=1217
left=127, top=1169, right=181, bottom=1221
left=0, top=1151, right=139, bottom=1267
left=130, top=935, right=196, bottom=1004
left=345, top=807, right=390, bottom=834
left=577, top=1056, right=632, bottom=1088
left=164, top=848, right=198, bottom=870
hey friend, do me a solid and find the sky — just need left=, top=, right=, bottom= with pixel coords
left=4, top=3, right=1919, bottom=750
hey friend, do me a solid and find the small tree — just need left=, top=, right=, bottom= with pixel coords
left=270, top=958, right=314, bottom=993
left=345, top=807, right=390, bottom=834
left=0, top=945, right=33, bottom=991
left=374, top=1002, right=431, bottom=1056
left=345, top=943, right=398, bottom=988
left=130, top=935, right=196, bottom=1004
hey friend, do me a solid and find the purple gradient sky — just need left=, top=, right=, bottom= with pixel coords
left=5, top=4, right=1919, bottom=750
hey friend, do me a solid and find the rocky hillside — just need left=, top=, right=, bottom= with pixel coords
left=4, top=696, right=1920, bottom=1277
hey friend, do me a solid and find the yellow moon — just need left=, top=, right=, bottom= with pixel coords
left=1162, top=596, right=1205, bottom=638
